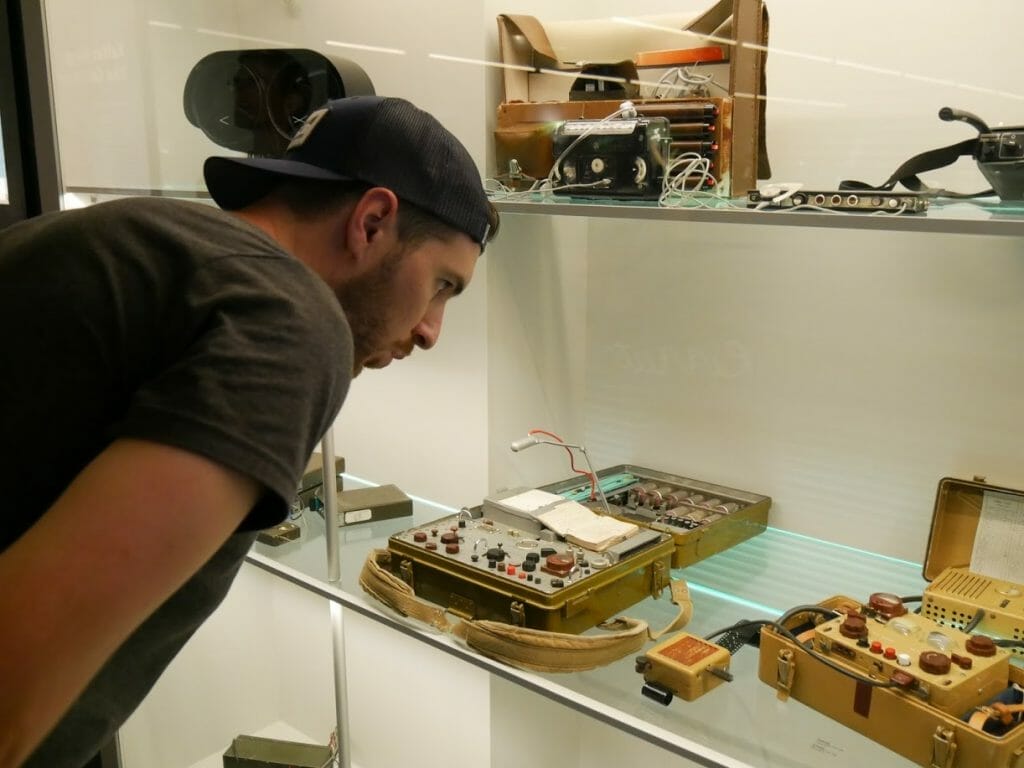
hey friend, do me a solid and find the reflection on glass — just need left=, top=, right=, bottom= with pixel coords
left=0, top=115, right=7, bottom=204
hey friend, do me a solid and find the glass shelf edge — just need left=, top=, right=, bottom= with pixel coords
left=243, top=550, right=758, bottom=768
left=492, top=199, right=1024, bottom=238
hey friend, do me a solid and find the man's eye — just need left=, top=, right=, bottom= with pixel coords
left=436, top=279, right=454, bottom=296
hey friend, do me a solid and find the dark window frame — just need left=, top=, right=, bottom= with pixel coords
left=0, top=0, right=61, bottom=229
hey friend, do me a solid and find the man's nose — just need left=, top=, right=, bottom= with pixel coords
left=412, top=304, right=445, bottom=350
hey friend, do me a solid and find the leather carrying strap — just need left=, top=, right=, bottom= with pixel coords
left=840, top=138, right=993, bottom=199
left=359, top=548, right=692, bottom=673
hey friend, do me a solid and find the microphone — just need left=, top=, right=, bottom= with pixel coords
left=510, top=436, right=540, bottom=452
left=508, top=432, right=612, bottom=516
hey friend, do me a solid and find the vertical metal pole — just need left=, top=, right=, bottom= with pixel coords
left=320, top=430, right=351, bottom=768
left=322, top=430, right=341, bottom=582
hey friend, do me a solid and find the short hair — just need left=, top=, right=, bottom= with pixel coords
left=266, top=178, right=500, bottom=249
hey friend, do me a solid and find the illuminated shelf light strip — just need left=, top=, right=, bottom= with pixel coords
left=685, top=580, right=782, bottom=616
left=766, top=526, right=922, bottom=569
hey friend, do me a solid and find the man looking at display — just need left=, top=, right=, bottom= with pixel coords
left=0, top=95, right=498, bottom=768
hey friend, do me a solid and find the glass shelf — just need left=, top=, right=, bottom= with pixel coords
left=247, top=475, right=932, bottom=768
left=492, top=197, right=1024, bottom=238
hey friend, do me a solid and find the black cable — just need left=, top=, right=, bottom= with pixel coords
left=993, top=639, right=1024, bottom=649
left=702, top=619, right=771, bottom=642
left=766, top=604, right=898, bottom=690
left=963, top=607, right=986, bottom=633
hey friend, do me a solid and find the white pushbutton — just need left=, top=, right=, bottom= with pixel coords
left=896, top=652, right=912, bottom=666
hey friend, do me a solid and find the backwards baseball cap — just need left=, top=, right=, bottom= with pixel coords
left=204, top=95, right=493, bottom=249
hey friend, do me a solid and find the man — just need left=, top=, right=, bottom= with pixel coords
left=0, top=95, right=498, bottom=767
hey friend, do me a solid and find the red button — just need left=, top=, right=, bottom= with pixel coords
left=884, top=647, right=897, bottom=660
left=507, top=565, right=516, bottom=576
left=870, top=641, right=883, bottom=654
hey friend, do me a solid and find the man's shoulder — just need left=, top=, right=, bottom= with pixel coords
left=89, top=197, right=287, bottom=258
left=93, top=196, right=239, bottom=231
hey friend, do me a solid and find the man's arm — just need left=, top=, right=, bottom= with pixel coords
left=0, top=438, right=261, bottom=766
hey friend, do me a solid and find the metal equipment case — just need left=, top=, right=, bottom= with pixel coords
left=540, top=464, right=771, bottom=569
left=758, top=476, right=1024, bottom=768
left=384, top=506, right=674, bottom=634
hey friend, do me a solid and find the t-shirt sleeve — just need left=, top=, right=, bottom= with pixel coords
left=109, top=254, right=353, bottom=530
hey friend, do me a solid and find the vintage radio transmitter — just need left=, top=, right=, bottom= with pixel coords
left=760, top=595, right=1024, bottom=767
left=551, top=116, right=671, bottom=199
left=921, top=476, right=1024, bottom=661
left=383, top=490, right=674, bottom=634
left=539, top=465, right=771, bottom=569
left=496, top=98, right=731, bottom=193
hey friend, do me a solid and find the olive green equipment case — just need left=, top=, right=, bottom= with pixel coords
left=383, top=505, right=675, bottom=634
left=539, top=464, right=772, bottom=569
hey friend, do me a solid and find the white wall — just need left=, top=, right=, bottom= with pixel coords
left=119, top=564, right=336, bottom=767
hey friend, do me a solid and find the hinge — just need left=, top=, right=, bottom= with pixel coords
left=931, top=727, right=957, bottom=768
left=775, top=649, right=795, bottom=701
left=510, top=600, right=525, bottom=626
left=398, top=559, right=414, bottom=588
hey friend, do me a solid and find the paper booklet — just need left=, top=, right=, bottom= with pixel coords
left=536, top=500, right=639, bottom=552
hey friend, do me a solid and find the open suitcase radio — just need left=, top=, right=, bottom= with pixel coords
left=538, top=464, right=772, bottom=569
left=921, top=476, right=1024, bottom=660
left=758, top=476, right=1024, bottom=767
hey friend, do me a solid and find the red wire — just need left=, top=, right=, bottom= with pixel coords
left=527, top=428, right=597, bottom=501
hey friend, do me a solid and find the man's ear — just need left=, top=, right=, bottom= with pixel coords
left=346, top=187, right=400, bottom=263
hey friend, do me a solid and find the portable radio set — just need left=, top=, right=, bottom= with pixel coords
left=551, top=115, right=672, bottom=199
left=360, top=463, right=1024, bottom=767
left=754, top=476, right=1024, bottom=768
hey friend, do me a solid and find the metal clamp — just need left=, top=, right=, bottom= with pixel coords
left=930, top=727, right=957, bottom=768
left=775, top=648, right=795, bottom=701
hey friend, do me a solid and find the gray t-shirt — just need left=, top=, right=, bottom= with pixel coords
left=0, top=197, right=353, bottom=767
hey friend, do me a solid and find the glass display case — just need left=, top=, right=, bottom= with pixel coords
left=21, top=1, right=1024, bottom=766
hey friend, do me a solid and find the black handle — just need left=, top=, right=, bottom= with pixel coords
left=938, top=106, right=991, bottom=134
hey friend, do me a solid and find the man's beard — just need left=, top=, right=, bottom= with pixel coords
left=335, top=246, right=405, bottom=374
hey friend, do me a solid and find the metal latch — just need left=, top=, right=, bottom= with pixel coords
left=398, top=559, right=414, bottom=588
left=931, top=727, right=957, bottom=768
left=651, top=560, right=669, bottom=596
left=775, top=649, right=795, bottom=701
left=510, top=600, right=525, bottom=626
